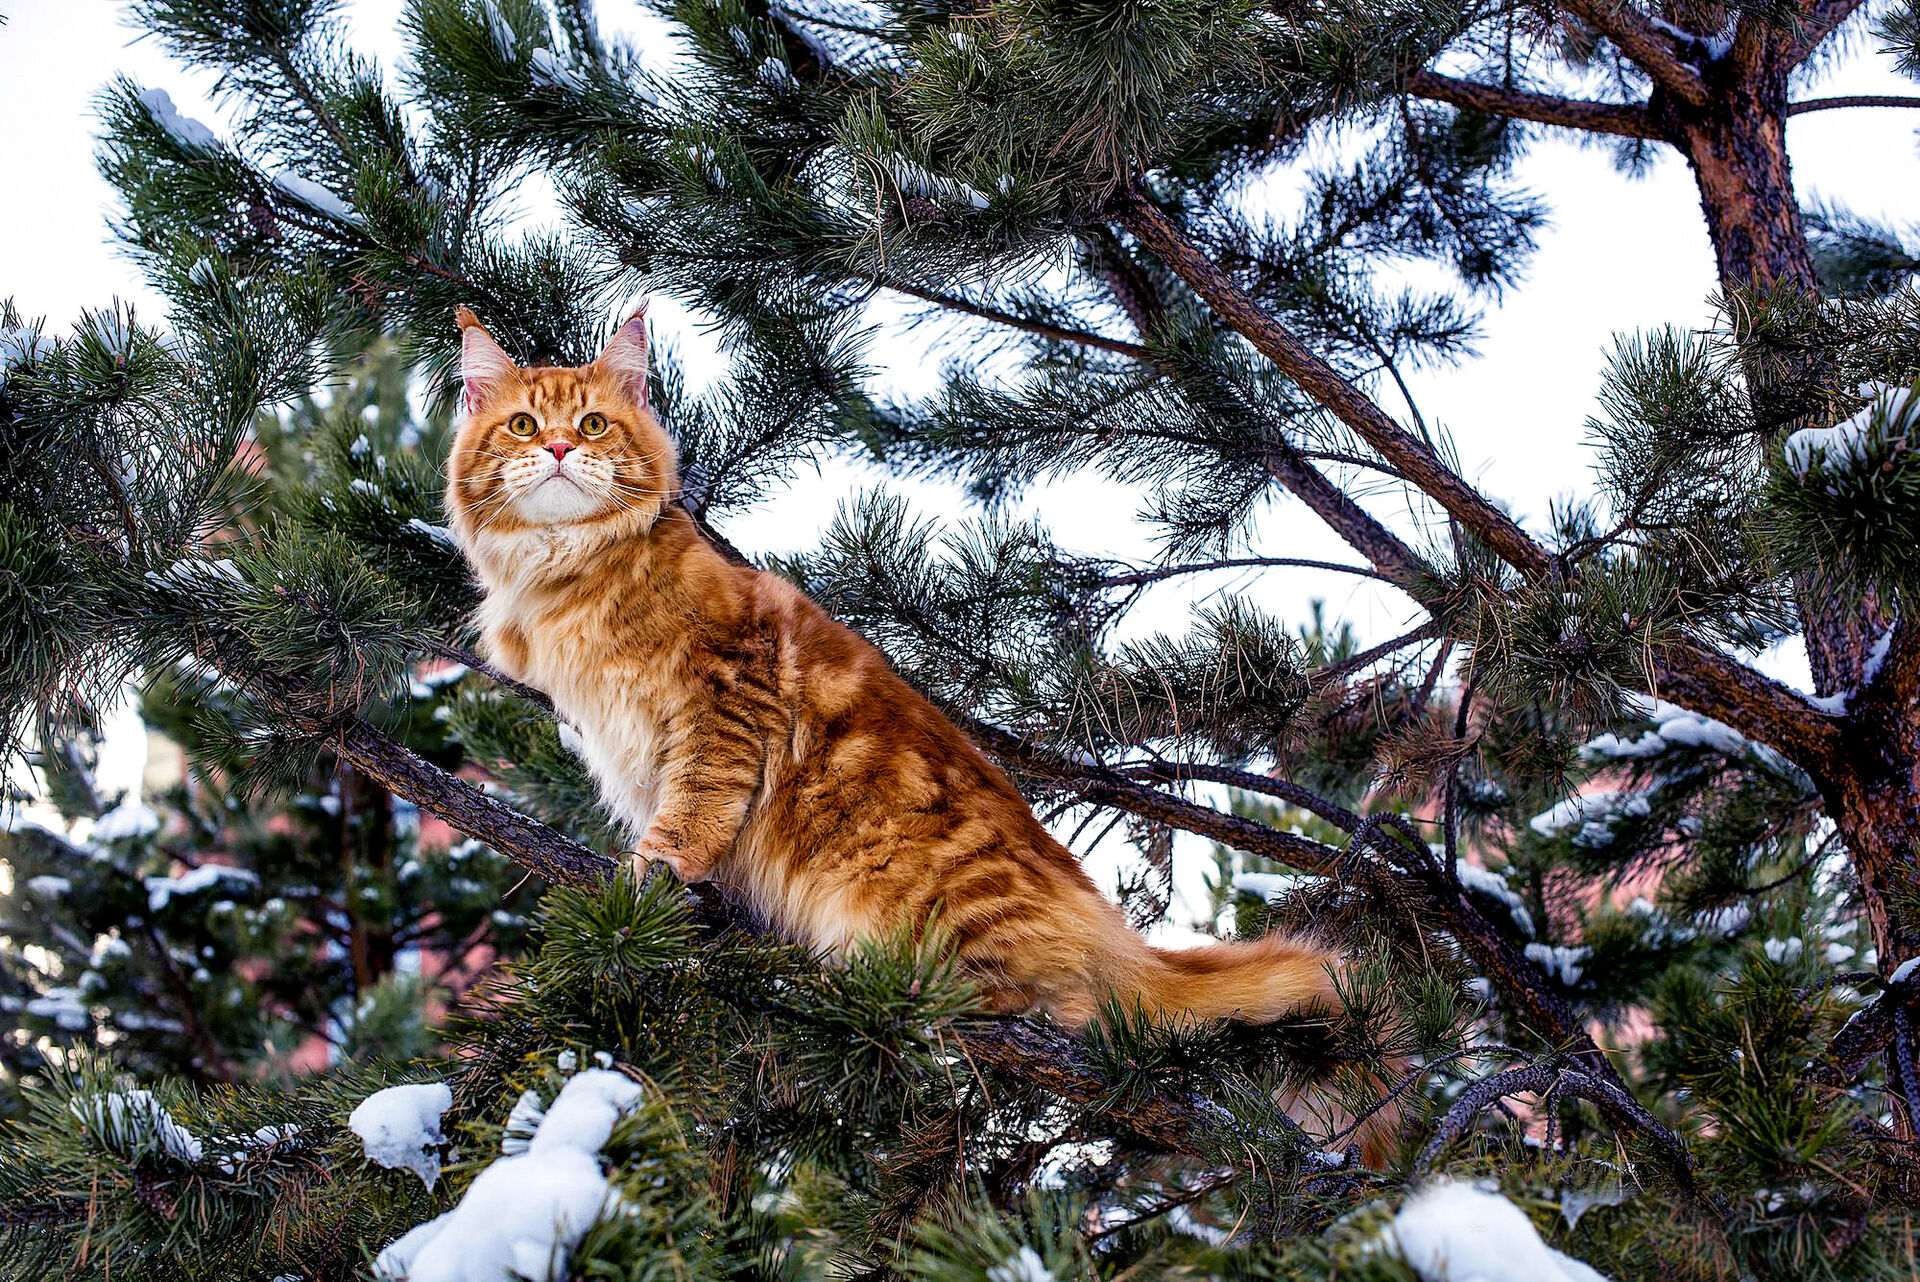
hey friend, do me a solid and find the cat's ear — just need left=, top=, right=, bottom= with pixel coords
left=595, top=303, right=651, bottom=408
left=455, top=306, right=517, bottom=413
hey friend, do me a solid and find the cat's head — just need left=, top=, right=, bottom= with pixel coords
left=446, top=305, right=677, bottom=559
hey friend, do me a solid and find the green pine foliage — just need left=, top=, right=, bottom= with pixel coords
left=0, top=335, right=534, bottom=1111
left=6, top=0, right=1920, bottom=1277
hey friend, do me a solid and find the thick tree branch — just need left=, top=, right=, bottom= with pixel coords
left=1560, top=0, right=1712, bottom=106
left=965, top=718, right=1353, bottom=872
left=1406, top=70, right=1664, bottom=139
left=1120, top=197, right=1554, bottom=579
left=330, top=717, right=617, bottom=888
left=1652, top=642, right=1844, bottom=779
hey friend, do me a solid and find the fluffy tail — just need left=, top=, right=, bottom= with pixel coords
left=1131, top=932, right=1343, bottom=1025
left=1125, top=933, right=1403, bottom=1166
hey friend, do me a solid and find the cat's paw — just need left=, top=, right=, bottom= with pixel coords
left=629, top=839, right=700, bottom=883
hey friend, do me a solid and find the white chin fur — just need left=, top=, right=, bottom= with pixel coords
left=512, top=473, right=612, bottom=524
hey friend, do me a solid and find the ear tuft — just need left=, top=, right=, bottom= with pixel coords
left=458, top=311, right=518, bottom=414
left=595, top=302, right=651, bottom=407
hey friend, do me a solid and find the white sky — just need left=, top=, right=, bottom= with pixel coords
left=3, top=0, right=1915, bottom=924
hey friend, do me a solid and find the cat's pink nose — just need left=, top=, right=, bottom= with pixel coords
left=545, top=442, right=574, bottom=462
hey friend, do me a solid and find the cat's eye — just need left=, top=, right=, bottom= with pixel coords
left=579, top=412, right=608, bottom=438
left=507, top=413, right=538, bottom=438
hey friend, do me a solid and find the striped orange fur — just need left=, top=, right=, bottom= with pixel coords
left=446, top=305, right=1397, bottom=1161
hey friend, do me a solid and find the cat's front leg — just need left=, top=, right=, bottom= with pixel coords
left=627, top=707, right=767, bottom=884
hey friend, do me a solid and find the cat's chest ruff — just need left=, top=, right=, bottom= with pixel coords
left=483, top=593, right=683, bottom=839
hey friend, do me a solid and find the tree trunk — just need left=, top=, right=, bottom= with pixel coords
left=1676, top=76, right=1919, bottom=975
left=1824, top=625, right=1920, bottom=969
left=1673, top=74, right=1816, bottom=297
left=338, top=760, right=396, bottom=992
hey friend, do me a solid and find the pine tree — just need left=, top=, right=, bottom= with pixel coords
left=4, top=0, right=1920, bottom=1277
left=0, top=333, right=536, bottom=1106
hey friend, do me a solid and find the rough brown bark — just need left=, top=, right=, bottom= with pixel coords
left=1662, top=62, right=1919, bottom=973
left=1821, top=620, right=1920, bottom=966
left=1406, top=70, right=1662, bottom=139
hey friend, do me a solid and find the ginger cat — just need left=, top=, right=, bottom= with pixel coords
left=447, top=306, right=1391, bottom=1155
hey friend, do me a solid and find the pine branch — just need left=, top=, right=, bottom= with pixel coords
left=1406, top=71, right=1663, bottom=140
left=1651, top=643, right=1843, bottom=778
left=1259, top=439, right=1440, bottom=592
left=1787, top=0, right=1870, bottom=63
left=1096, top=557, right=1397, bottom=588
left=962, top=716, right=1634, bottom=1093
left=331, top=716, right=615, bottom=887
left=867, top=274, right=1153, bottom=360
left=1116, top=760, right=1364, bottom=832
left=1120, top=196, right=1554, bottom=580
left=1559, top=0, right=1712, bottom=106
left=1786, top=95, right=1920, bottom=114
left=1415, top=1057, right=1701, bottom=1195
left=1308, top=622, right=1442, bottom=688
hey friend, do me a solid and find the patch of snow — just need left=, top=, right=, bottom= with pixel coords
left=1695, top=902, right=1751, bottom=937
left=1785, top=382, right=1915, bottom=481
left=1826, top=942, right=1857, bottom=966
left=755, top=56, right=796, bottom=89
left=146, top=864, right=260, bottom=911
left=1524, top=943, right=1591, bottom=987
left=477, top=0, right=518, bottom=58
left=145, top=557, right=245, bottom=598
left=886, top=155, right=991, bottom=211
left=1392, top=1181, right=1614, bottom=1282
left=27, top=987, right=90, bottom=1031
left=1530, top=795, right=1600, bottom=835
left=1232, top=871, right=1327, bottom=902
left=271, top=172, right=364, bottom=227
left=138, top=88, right=219, bottom=152
left=501, top=1089, right=546, bottom=1156
left=530, top=47, right=589, bottom=94
left=986, top=1246, right=1054, bottom=1282
left=26, top=875, right=71, bottom=898
left=72, top=1090, right=204, bottom=1164
left=349, top=433, right=372, bottom=460
left=1583, top=696, right=1777, bottom=766
left=1890, top=956, right=1920, bottom=985
left=351, top=1082, right=453, bottom=1189
left=92, top=796, right=160, bottom=843
left=410, top=664, right=468, bottom=699
left=1645, top=15, right=1731, bottom=58
left=373, top=1069, right=644, bottom=1282
left=1763, top=937, right=1803, bottom=964
left=1455, top=860, right=1536, bottom=936
left=1559, top=1180, right=1627, bottom=1229
left=409, top=517, right=460, bottom=551
left=0, top=324, right=53, bottom=380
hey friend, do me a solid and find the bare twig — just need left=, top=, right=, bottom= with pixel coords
left=1787, top=95, right=1920, bottom=115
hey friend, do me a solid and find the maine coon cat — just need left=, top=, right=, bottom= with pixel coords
left=446, top=306, right=1392, bottom=1155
